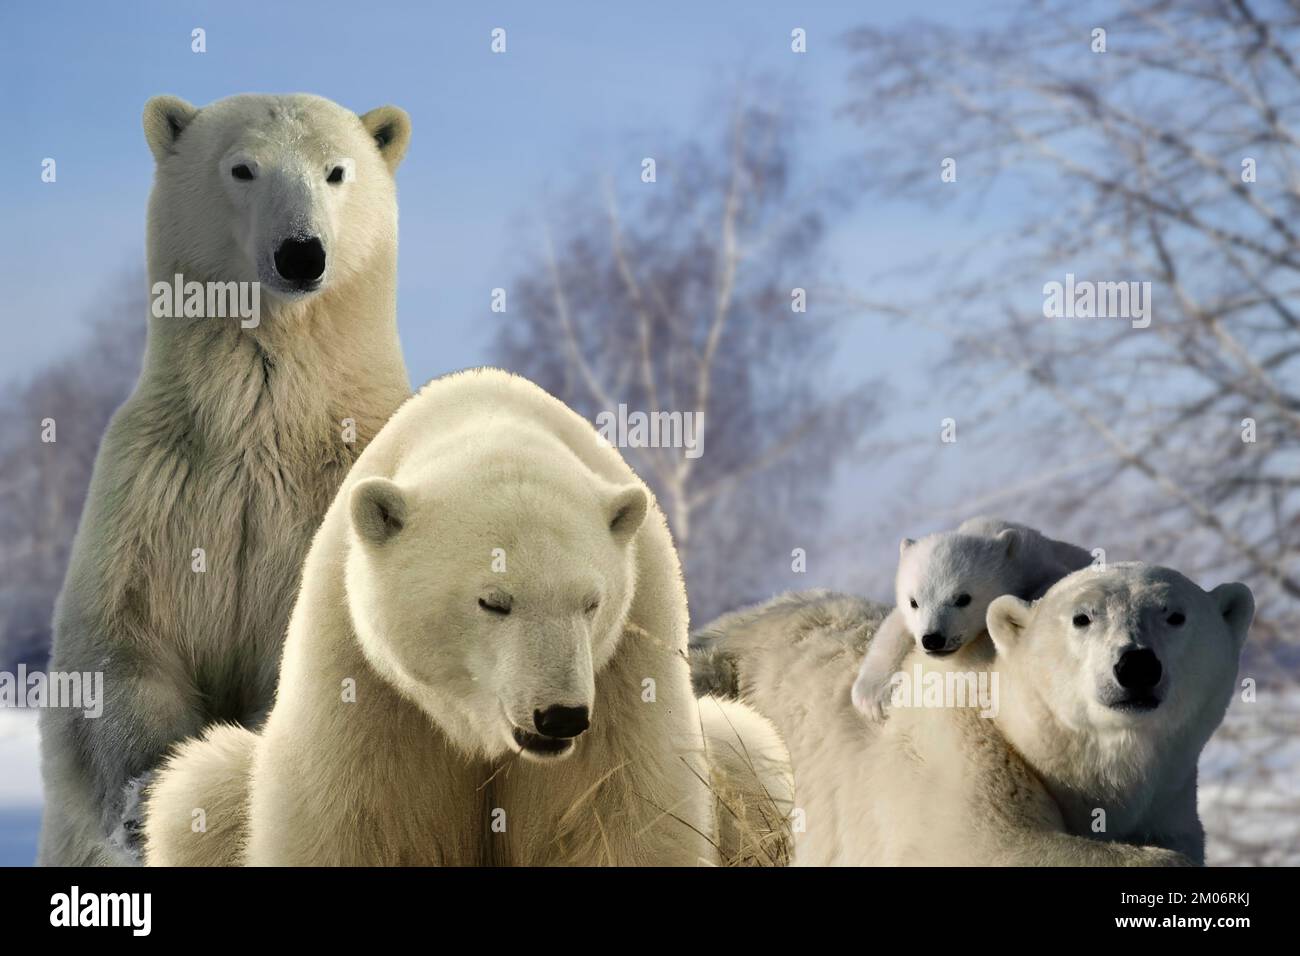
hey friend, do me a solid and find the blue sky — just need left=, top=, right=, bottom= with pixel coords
left=0, top=0, right=1019, bottom=581
left=0, top=0, right=990, bottom=378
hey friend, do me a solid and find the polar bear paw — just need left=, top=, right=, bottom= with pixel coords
left=851, top=674, right=894, bottom=723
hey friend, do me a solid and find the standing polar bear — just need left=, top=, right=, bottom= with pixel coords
left=145, top=369, right=791, bottom=867
left=40, top=93, right=412, bottom=865
left=692, top=563, right=1252, bottom=866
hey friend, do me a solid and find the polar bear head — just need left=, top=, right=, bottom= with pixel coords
left=142, top=93, right=410, bottom=303
left=342, top=440, right=649, bottom=763
left=987, top=563, right=1253, bottom=743
left=896, top=529, right=1028, bottom=656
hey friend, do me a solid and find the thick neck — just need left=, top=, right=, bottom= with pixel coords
left=145, top=243, right=398, bottom=359
left=993, top=672, right=1191, bottom=830
left=136, top=249, right=408, bottom=453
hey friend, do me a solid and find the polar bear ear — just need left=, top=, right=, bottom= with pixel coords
left=360, top=106, right=412, bottom=172
left=1210, top=582, right=1255, bottom=653
left=607, top=485, right=648, bottom=544
left=986, top=594, right=1032, bottom=656
left=995, top=528, right=1021, bottom=560
left=899, top=537, right=916, bottom=556
left=143, top=96, right=199, bottom=161
left=351, top=476, right=407, bottom=546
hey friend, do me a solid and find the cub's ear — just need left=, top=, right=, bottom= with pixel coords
left=987, top=594, right=1033, bottom=656
left=607, top=485, right=648, bottom=544
left=995, top=527, right=1021, bottom=560
left=899, top=537, right=916, bottom=556
left=360, top=106, right=412, bottom=171
left=1210, top=582, right=1255, bottom=654
left=351, top=476, right=407, bottom=546
left=143, top=96, right=199, bottom=161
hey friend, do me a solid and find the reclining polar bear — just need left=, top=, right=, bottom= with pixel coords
left=692, top=563, right=1252, bottom=866
left=145, top=368, right=791, bottom=866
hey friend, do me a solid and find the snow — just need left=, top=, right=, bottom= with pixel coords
left=0, top=709, right=43, bottom=865
left=0, top=708, right=42, bottom=806
left=0, top=692, right=1293, bottom=866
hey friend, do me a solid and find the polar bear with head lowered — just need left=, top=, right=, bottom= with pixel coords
left=692, top=562, right=1252, bottom=866
left=40, top=93, right=412, bottom=866
left=145, top=369, right=786, bottom=866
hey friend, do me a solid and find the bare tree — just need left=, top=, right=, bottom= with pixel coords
left=495, top=91, right=876, bottom=624
left=0, top=273, right=145, bottom=670
left=839, top=0, right=1300, bottom=864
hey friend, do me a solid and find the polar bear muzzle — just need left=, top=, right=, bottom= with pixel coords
left=1108, top=647, right=1163, bottom=711
left=533, top=703, right=590, bottom=739
left=273, top=236, right=327, bottom=289
left=920, top=631, right=959, bottom=655
left=510, top=704, right=591, bottom=759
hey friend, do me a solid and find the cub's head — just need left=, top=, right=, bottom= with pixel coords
left=987, top=563, right=1252, bottom=737
left=895, top=529, right=1025, bottom=656
left=143, top=93, right=410, bottom=302
left=343, top=461, right=648, bottom=763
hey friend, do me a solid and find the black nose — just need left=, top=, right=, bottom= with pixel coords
left=1114, top=648, right=1162, bottom=690
left=921, top=632, right=947, bottom=652
left=274, top=236, right=326, bottom=284
left=533, top=704, right=590, bottom=739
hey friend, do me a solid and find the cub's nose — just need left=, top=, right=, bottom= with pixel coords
left=533, top=704, right=590, bottom=739
left=920, top=632, right=947, bottom=652
left=274, top=236, right=326, bottom=284
left=1114, top=648, right=1162, bottom=690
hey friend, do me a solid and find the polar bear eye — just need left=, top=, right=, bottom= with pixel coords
left=478, top=597, right=511, bottom=616
left=1167, top=611, right=1185, bottom=627
left=954, top=593, right=972, bottom=608
left=1072, top=613, right=1091, bottom=628
left=231, top=164, right=255, bottom=181
left=327, top=165, right=346, bottom=184
left=909, top=598, right=918, bottom=609
left=584, top=599, right=600, bottom=616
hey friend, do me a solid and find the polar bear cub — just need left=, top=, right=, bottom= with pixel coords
left=851, top=517, right=1092, bottom=721
left=145, top=368, right=781, bottom=866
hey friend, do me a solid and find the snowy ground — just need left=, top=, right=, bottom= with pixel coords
left=0, top=709, right=42, bottom=866
left=0, top=692, right=1294, bottom=867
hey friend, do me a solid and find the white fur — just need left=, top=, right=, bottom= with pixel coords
left=694, top=565, right=1252, bottom=866
left=698, top=696, right=795, bottom=866
left=145, top=369, right=722, bottom=866
left=39, top=93, right=411, bottom=866
left=852, top=517, right=1092, bottom=720
left=987, top=562, right=1254, bottom=863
